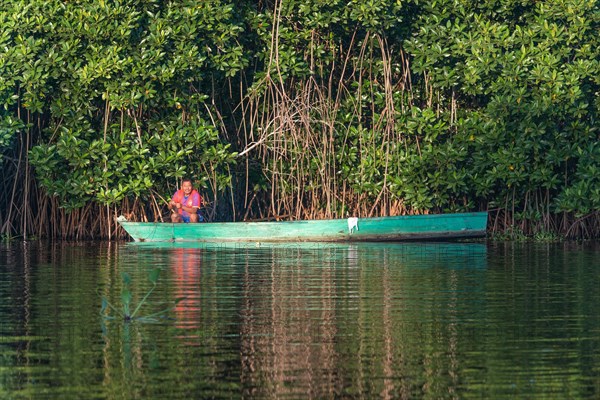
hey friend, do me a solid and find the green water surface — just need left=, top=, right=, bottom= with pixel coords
left=1, top=241, right=599, bottom=399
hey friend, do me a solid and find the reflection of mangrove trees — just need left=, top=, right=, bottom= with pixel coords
left=189, top=243, right=600, bottom=398
left=2, top=242, right=600, bottom=397
left=0, top=1, right=599, bottom=239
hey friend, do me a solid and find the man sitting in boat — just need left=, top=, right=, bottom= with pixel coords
left=168, top=179, right=202, bottom=223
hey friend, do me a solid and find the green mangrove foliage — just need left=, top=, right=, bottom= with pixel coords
left=0, top=0, right=599, bottom=239
left=404, top=0, right=600, bottom=236
left=1, top=0, right=244, bottom=238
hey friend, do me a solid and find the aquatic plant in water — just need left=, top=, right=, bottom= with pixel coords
left=100, top=269, right=184, bottom=322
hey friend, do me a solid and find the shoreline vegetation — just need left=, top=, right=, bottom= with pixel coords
left=1, top=1, right=599, bottom=241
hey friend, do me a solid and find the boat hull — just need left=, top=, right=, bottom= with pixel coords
left=118, top=212, right=488, bottom=243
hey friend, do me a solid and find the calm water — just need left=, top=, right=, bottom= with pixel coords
left=1, top=241, right=599, bottom=399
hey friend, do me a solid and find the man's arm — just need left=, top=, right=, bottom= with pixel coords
left=180, top=204, right=198, bottom=214
left=168, top=191, right=181, bottom=212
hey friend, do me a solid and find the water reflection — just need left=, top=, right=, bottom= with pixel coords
left=236, top=245, right=342, bottom=399
left=171, top=248, right=202, bottom=331
left=138, top=242, right=489, bottom=399
left=2, top=241, right=600, bottom=398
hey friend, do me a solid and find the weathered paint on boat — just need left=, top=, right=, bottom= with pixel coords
left=118, top=212, right=488, bottom=242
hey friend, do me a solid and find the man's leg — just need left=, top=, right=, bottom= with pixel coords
left=171, top=213, right=183, bottom=223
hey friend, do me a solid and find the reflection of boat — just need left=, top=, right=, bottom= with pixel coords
left=117, top=212, right=488, bottom=243
left=125, top=241, right=488, bottom=270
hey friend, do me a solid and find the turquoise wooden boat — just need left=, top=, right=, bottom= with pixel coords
left=117, top=212, right=488, bottom=242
